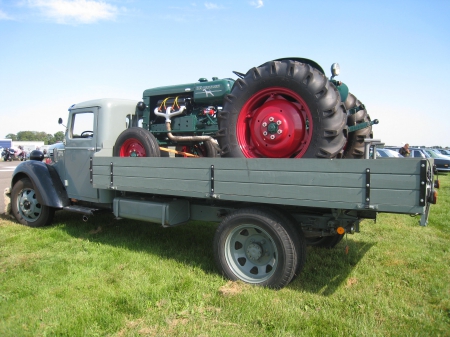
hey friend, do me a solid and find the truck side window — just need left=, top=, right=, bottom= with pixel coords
left=71, top=112, right=94, bottom=138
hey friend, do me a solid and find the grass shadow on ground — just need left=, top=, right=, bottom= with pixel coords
left=289, top=239, right=375, bottom=295
left=52, top=210, right=374, bottom=295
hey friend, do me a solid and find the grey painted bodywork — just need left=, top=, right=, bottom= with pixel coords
left=11, top=161, right=70, bottom=208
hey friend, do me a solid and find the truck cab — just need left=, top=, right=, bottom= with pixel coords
left=54, top=99, right=139, bottom=203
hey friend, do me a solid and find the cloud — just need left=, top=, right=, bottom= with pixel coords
left=204, top=2, right=223, bottom=10
left=250, top=0, right=263, bottom=8
left=0, top=9, right=13, bottom=20
left=27, top=0, right=119, bottom=24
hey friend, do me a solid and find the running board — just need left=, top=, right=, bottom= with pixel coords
left=62, top=205, right=104, bottom=216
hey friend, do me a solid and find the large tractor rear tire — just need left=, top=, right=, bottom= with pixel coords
left=217, top=60, right=347, bottom=158
left=343, top=93, right=373, bottom=159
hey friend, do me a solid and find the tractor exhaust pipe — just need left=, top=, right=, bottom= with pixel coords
left=154, top=106, right=221, bottom=152
left=165, top=122, right=221, bottom=151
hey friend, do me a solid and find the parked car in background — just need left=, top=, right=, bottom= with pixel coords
left=376, top=148, right=404, bottom=158
left=422, top=149, right=450, bottom=171
left=433, top=149, right=450, bottom=157
left=46, top=142, right=64, bottom=163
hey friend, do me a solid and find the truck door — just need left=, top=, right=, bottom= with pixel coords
left=64, top=108, right=99, bottom=201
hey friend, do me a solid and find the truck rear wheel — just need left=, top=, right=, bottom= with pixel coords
left=213, top=208, right=301, bottom=289
left=11, top=178, right=55, bottom=227
left=114, top=128, right=161, bottom=157
left=218, top=60, right=347, bottom=158
left=343, top=93, right=373, bottom=159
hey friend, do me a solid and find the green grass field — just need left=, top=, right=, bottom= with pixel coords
left=1, top=174, right=449, bottom=336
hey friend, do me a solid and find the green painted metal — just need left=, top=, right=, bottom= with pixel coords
left=92, top=156, right=432, bottom=216
left=141, top=78, right=234, bottom=139
left=348, top=103, right=366, bottom=116
left=348, top=119, right=379, bottom=133
left=332, top=80, right=349, bottom=102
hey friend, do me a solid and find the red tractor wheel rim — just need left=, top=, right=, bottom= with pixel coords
left=237, top=87, right=313, bottom=158
left=119, top=138, right=146, bottom=157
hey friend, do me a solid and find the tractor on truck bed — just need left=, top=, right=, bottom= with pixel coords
left=7, top=57, right=429, bottom=290
left=114, top=58, right=377, bottom=159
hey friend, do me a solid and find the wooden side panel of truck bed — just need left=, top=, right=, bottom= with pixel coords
left=92, top=157, right=431, bottom=215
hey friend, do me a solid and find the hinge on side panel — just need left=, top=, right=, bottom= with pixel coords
left=210, top=165, right=215, bottom=197
left=110, top=162, right=114, bottom=187
left=365, top=168, right=371, bottom=209
left=419, top=160, right=427, bottom=206
left=89, top=157, right=93, bottom=184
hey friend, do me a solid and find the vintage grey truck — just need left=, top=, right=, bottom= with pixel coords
left=8, top=59, right=437, bottom=289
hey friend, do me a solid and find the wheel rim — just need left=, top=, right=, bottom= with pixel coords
left=16, top=187, right=42, bottom=222
left=237, top=87, right=313, bottom=158
left=119, top=138, right=146, bottom=157
left=225, top=224, right=278, bottom=284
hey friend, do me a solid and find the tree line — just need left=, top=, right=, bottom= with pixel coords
left=5, top=131, right=65, bottom=145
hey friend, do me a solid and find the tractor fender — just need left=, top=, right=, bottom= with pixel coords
left=272, top=57, right=326, bottom=75
left=11, top=161, right=70, bottom=208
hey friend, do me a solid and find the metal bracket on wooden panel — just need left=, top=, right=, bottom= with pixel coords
left=89, top=157, right=93, bottom=184
left=209, top=165, right=218, bottom=198
left=110, top=162, right=114, bottom=189
left=365, top=168, right=371, bottom=209
left=419, top=160, right=427, bottom=206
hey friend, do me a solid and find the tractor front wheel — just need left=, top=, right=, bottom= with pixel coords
left=113, top=128, right=160, bottom=157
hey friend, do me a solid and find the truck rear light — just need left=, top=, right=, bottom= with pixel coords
left=336, top=227, right=345, bottom=235
left=434, top=179, right=440, bottom=189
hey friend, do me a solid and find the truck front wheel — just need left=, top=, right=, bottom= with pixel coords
left=114, top=128, right=161, bottom=157
left=213, top=208, right=301, bottom=289
left=218, top=60, right=347, bottom=158
left=11, top=178, right=55, bottom=227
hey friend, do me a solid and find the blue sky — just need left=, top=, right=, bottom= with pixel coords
left=1, top=0, right=449, bottom=146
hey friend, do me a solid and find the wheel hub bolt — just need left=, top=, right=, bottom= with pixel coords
left=270, top=135, right=275, bottom=140
left=263, top=131, right=268, bottom=136
left=262, top=122, right=267, bottom=127
left=277, top=130, right=283, bottom=134
left=269, top=117, right=274, bottom=122
left=276, top=120, right=282, bottom=125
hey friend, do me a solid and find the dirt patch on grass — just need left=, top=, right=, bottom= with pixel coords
left=218, top=281, right=248, bottom=296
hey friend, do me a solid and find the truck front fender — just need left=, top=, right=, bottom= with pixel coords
left=11, top=161, right=70, bottom=208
